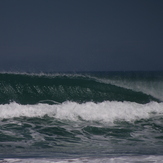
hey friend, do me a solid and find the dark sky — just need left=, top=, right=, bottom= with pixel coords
left=0, top=0, right=163, bottom=72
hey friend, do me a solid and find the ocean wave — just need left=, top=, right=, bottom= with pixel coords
left=0, top=73, right=159, bottom=104
left=0, top=72, right=163, bottom=158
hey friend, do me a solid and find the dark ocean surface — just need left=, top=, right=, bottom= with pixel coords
left=0, top=71, right=163, bottom=162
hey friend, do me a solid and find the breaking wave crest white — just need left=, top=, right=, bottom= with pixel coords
left=0, top=101, right=163, bottom=123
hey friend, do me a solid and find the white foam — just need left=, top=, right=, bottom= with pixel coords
left=0, top=101, right=163, bottom=123
left=1, top=155, right=163, bottom=163
left=0, top=103, right=56, bottom=119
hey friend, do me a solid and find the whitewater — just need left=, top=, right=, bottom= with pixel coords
left=1, top=101, right=163, bottom=122
left=0, top=71, right=163, bottom=163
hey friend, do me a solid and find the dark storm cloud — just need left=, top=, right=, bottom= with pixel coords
left=0, top=0, right=163, bottom=72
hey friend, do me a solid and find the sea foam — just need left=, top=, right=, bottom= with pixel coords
left=1, top=155, right=163, bottom=163
left=0, top=101, right=163, bottom=123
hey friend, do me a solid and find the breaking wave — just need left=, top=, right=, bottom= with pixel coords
left=1, top=101, right=163, bottom=123
left=0, top=72, right=161, bottom=104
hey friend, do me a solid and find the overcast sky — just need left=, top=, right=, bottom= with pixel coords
left=0, top=0, right=163, bottom=72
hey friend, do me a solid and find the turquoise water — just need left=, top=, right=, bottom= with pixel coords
left=0, top=71, right=163, bottom=162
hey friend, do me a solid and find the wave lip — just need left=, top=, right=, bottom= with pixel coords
left=93, top=72, right=163, bottom=102
left=0, top=101, right=163, bottom=123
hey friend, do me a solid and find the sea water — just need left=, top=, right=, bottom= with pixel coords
left=0, top=71, right=163, bottom=162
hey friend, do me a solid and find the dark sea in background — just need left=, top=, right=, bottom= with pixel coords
left=0, top=71, right=163, bottom=163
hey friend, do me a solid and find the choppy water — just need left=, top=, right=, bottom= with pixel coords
left=0, top=71, right=163, bottom=162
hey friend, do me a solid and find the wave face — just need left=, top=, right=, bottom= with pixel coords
left=0, top=72, right=162, bottom=104
left=0, top=71, right=163, bottom=160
